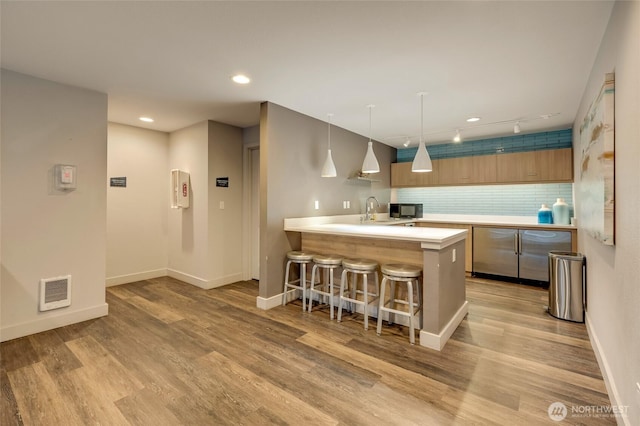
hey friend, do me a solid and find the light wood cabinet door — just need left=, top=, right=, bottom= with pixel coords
left=391, top=162, right=418, bottom=187
left=539, top=148, right=573, bottom=181
left=496, top=148, right=573, bottom=183
left=391, top=161, right=439, bottom=187
left=392, top=148, right=572, bottom=187
left=437, top=155, right=496, bottom=185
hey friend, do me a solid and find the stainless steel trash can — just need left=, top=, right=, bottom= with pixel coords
left=548, top=251, right=586, bottom=322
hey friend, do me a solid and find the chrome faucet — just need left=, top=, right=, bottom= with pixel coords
left=365, top=196, right=380, bottom=221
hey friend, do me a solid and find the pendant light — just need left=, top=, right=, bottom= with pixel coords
left=321, top=113, right=337, bottom=177
left=361, top=104, right=380, bottom=174
left=412, top=92, right=433, bottom=172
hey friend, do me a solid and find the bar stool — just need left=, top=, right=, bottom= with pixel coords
left=337, top=258, right=379, bottom=330
left=282, top=251, right=315, bottom=311
left=376, top=264, right=422, bottom=345
left=308, top=254, right=343, bottom=319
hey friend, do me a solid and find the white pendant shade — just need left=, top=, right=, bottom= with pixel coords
left=411, top=140, right=433, bottom=172
left=412, top=92, right=433, bottom=173
left=361, top=105, right=380, bottom=174
left=321, top=148, right=337, bottom=177
left=321, top=113, right=337, bottom=177
left=362, top=141, right=380, bottom=173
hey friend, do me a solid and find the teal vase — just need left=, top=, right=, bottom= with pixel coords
left=552, top=198, right=570, bottom=225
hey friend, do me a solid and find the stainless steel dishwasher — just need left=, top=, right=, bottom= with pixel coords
left=473, top=227, right=572, bottom=283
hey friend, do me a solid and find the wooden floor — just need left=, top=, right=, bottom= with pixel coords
left=1, top=276, right=614, bottom=425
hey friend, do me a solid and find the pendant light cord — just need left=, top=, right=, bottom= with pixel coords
left=327, top=114, right=332, bottom=149
left=367, top=104, right=374, bottom=143
left=420, top=93, right=424, bottom=144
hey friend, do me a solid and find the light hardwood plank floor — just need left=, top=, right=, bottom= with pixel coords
left=1, top=276, right=615, bottom=425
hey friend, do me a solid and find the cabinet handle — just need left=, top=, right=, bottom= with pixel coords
left=514, top=234, right=519, bottom=254
left=518, top=233, right=522, bottom=254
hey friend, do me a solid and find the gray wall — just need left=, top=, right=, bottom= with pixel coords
left=573, top=2, right=640, bottom=423
left=207, top=121, right=244, bottom=285
left=1, top=69, right=108, bottom=340
left=167, top=120, right=244, bottom=288
left=259, top=102, right=395, bottom=299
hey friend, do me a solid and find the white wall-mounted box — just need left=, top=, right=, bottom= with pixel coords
left=171, top=169, right=190, bottom=208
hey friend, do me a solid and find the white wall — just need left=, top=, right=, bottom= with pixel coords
left=207, top=121, right=243, bottom=286
left=167, top=121, right=210, bottom=286
left=166, top=120, right=244, bottom=289
left=106, top=123, right=169, bottom=286
left=573, top=2, right=640, bottom=425
left=0, top=69, right=108, bottom=341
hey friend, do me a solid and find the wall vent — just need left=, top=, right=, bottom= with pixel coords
left=39, top=275, right=71, bottom=312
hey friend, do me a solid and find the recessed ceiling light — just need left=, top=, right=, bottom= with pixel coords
left=232, top=74, right=251, bottom=84
left=139, top=116, right=154, bottom=123
left=466, top=117, right=481, bottom=122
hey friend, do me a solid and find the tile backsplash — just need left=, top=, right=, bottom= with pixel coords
left=397, top=128, right=572, bottom=161
left=395, top=183, right=574, bottom=217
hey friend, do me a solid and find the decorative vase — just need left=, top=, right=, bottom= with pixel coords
left=538, top=204, right=553, bottom=224
left=552, top=198, right=570, bottom=225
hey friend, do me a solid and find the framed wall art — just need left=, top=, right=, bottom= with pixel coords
left=578, top=73, right=615, bottom=245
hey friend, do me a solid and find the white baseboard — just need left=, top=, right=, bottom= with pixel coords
left=585, top=312, right=629, bottom=426
left=106, top=268, right=168, bottom=287
left=167, top=269, right=242, bottom=290
left=204, top=273, right=244, bottom=290
left=167, top=269, right=209, bottom=288
left=257, top=292, right=284, bottom=310
left=419, top=301, right=469, bottom=351
left=0, top=303, right=109, bottom=342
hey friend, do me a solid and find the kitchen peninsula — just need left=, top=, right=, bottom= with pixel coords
left=284, top=216, right=468, bottom=350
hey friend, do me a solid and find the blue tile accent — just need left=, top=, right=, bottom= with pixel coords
left=396, top=183, right=574, bottom=217
left=397, top=128, right=572, bottom=162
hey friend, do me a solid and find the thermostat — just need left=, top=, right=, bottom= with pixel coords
left=55, top=164, right=77, bottom=191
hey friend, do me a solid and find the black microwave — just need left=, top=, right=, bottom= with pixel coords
left=389, top=203, right=423, bottom=219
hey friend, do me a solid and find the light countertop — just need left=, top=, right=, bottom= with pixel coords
left=284, top=219, right=467, bottom=250
left=284, top=213, right=576, bottom=230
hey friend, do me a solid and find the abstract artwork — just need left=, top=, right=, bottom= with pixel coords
left=579, top=73, right=615, bottom=245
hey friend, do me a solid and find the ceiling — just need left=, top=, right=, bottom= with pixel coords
left=0, top=1, right=614, bottom=148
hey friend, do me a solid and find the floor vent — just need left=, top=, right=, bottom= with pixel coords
left=39, top=275, right=71, bottom=312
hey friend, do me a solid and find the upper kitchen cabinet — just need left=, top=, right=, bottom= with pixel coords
left=391, top=161, right=439, bottom=187
left=496, top=148, right=573, bottom=183
left=437, top=155, right=497, bottom=186
left=391, top=148, right=572, bottom=188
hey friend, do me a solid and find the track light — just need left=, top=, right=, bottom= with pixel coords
left=453, top=129, right=461, bottom=143
left=514, top=122, right=521, bottom=134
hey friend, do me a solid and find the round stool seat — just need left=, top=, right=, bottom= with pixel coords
left=287, top=251, right=314, bottom=262
left=342, top=258, right=378, bottom=271
left=313, top=254, right=343, bottom=266
left=381, top=264, right=421, bottom=278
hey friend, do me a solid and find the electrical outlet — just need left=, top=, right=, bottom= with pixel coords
left=452, top=248, right=457, bottom=263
